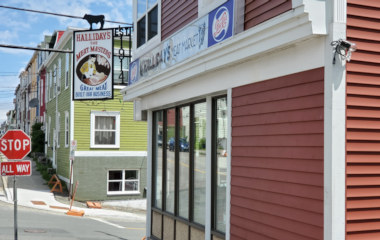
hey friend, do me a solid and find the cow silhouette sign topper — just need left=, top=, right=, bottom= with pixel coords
left=83, top=14, right=105, bottom=30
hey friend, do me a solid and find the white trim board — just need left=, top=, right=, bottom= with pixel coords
left=74, top=151, right=148, bottom=157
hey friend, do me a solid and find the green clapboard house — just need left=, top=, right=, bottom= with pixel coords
left=43, top=28, right=147, bottom=201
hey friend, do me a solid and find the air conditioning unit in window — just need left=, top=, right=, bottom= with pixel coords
left=56, top=86, right=61, bottom=92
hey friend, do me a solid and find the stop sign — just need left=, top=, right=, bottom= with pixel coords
left=0, top=130, right=31, bottom=160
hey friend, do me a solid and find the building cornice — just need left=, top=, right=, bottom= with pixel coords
left=122, top=2, right=327, bottom=101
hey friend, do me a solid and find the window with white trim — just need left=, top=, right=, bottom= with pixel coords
left=57, top=58, right=61, bottom=94
left=49, top=71, right=53, bottom=100
left=65, top=111, right=69, bottom=147
left=53, top=65, right=56, bottom=97
left=40, top=76, right=44, bottom=106
left=90, top=111, right=120, bottom=148
left=65, top=51, right=69, bottom=89
left=108, top=170, right=140, bottom=195
left=136, top=0, right=158, bottom=48
left=46, top=73, right=49, bottom=103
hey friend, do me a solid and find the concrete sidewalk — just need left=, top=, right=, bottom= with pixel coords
left=0, top=157, right=146, bottom=221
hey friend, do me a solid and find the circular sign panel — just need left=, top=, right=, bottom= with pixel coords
left=76, top=54, right=111, bottom=86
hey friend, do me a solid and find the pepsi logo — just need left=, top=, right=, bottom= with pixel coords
left=130, top=62, right=138, bottom=83
left=212, top=6, right=229, bottom=42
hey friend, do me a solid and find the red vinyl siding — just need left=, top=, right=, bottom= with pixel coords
left=244, top=0, right=292, bottom=30
left=346, top=1, right=380, bottom=239
left=231, top=68, right=324, bottom=240
left=161, top=0, right=198, bottom=40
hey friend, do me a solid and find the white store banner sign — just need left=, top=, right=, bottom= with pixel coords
left=73, top=29, right=114, bottom=100
left=129, top=0, right=239, bottom=86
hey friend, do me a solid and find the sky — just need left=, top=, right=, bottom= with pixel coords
left=0, top=0, right=132, bottom=123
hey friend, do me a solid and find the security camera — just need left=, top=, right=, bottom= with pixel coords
left=331, top=39, right=357, bottom=64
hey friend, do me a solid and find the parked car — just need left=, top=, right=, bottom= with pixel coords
left=168, top=137, right=189, bottom=152
left=157, top=134, right=162, bottom=147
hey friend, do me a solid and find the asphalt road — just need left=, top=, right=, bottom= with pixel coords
left=0, top=200, right=146, bottom=240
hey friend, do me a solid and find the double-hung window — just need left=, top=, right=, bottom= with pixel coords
left=90, top=111, right=120, bottom=148
left=57, top=58, right=61, bottom=94
left=136, top=0, right=158, bottom=48
left=49, top=71, right=53, bottom=100
left=108, top=170, right=140, bottom=195
left=46, top=72, right=49, bottom=102
left=53, top=65, right=57, bottom=97
left=65, top=51, right=69, bottom=89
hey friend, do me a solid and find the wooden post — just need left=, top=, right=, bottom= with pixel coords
left=66, top=181, right=84, bottom=216
left=69, top=181, right=79, bottom=211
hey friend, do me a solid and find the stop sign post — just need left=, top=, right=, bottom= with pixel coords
left=0, top=129, right=32, bottom=240
left=0, top=130, right=31, bottom=160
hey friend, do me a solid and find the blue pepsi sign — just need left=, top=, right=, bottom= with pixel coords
left=208, top=0, right=234, bottom=47
left=128, top=59, right=139, bottom=85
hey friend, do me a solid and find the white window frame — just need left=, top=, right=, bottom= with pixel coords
left=40, top=76, right=44, bottom=106
left=133, top=0, right=161, bottom=55
left=45, top=73, right=49, bottom=103
left=107, top=169, right=140, bottom=195
left=49, top=71, right=53, bottom=100
left=90, top=111, right=120, bottom=148
left=65, top=51, right=69, bottom=89
left=53, top=64, right=57, bottom=97
left=57, top=58, right=61, bottom=94
left=65, top=111, right=69, bottom=148
left=49, top=69, right=55, bottom=100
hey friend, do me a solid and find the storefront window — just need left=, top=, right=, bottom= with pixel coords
left=179, top=106, right=190, bottom=219
left=152, top=97, right=227, bottom=238
left=153, top=111, right=163, bottom=209
left=214, top=97, right=227, bottom=233
left=165, top=108, right=176, bottom=213
left=193, top=102, right=207, bottom=225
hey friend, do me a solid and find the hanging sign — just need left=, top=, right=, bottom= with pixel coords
left=73, top=29, right=114, bottom=100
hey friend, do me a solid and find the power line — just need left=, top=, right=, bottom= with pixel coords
left=0, top=44, right=73, bottom=53
left=0, top=5, right=131, bottom=25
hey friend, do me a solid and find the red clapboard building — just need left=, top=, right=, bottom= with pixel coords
left=122, top=0, right=379, bottom=239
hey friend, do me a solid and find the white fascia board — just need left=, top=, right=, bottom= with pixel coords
left=134, top=36, right=325, bottom=111
left=122, top=3, right=326, bottom=102
left=74, top=151, right=148, bottom=157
